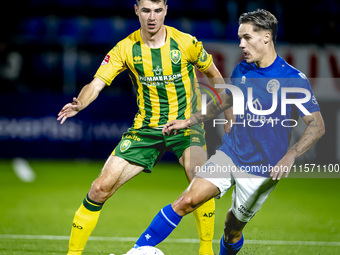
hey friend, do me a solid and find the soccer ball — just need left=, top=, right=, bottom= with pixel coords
left=131, top=246, right=164, bottom=255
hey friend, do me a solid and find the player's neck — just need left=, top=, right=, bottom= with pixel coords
left=140, top=25, right=167, bottom=48
left=255, top=47, right=277, bottom=68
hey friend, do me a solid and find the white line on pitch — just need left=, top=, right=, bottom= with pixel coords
left=0, top=235, right=339, bottom=247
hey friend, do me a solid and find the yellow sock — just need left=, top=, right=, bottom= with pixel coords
left=67, top=194, right=103, bottom=255
left=193, top=199, right=215, bottom=255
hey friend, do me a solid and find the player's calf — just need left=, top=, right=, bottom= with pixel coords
left=224, top=210, right=246, bottom=243
left=134, top=204, right=183, bottom=247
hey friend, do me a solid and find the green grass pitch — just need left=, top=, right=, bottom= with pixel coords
left=0, top=159, right=340, bottom=255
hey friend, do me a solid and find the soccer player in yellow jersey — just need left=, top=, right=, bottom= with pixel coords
left=57, top=0, right=226, bottom=254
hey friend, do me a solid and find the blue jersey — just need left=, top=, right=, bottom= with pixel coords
left=219, top=55, right=320, bottom=177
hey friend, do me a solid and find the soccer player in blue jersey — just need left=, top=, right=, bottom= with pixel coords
left=123, top=9, right=325, bottom=255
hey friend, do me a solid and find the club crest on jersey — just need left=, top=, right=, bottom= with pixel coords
left=200, top=49, right=208, bottom=62
left=101, top=55, right=110, bottom=65
left=266, top=79, right=280, bottom=93
left=120, top=140, right=131, bottom=152
left=170, top=50, right=181, bottom=64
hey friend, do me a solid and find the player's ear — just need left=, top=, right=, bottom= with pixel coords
left=134, top=4, right=139, bottom=16
left=263, top=32, right=271, bottom=44
left=165, top=5, right=168, bottom=16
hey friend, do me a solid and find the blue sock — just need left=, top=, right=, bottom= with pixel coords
left=134, top=204, right=182, bottom=248
left=219, top=233, right=244, bottom=255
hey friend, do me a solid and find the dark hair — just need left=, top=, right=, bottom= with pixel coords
left=136, top=0, right=167, bottom=5
left=239, top=9, right=278, bottom=43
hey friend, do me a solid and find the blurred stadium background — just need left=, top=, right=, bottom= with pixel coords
left=1, top=0, right=340, bottom=254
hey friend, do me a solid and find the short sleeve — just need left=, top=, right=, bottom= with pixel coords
left=294, top=77, right=320, bottom=117
left=94, top=43, right=127, bottom=85
left=187, top=37, right=213, bottom=72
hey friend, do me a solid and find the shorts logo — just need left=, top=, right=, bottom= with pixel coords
left=120, top=140, right=131, bottom=152
left=203, top=162, right=214, bottom=173
left=101, top=55, right=110, bottom=65
left=170, top=50, right=181, bottom=64
left=124, top=134, right=140, bottom=141
left=191, top=136, right=200, bottom=143
left=184, top=130, right=190, bottom=136
left=266, top=79, right=280, bottom=93
left=184, top=129, right=201, bottom=136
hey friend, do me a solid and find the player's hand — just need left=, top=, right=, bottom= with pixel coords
left=162, top=119, right=190, bottom=136
left=224, top=115, right=236, bottom=133
left=223, top=107, right=236, bottom=133
left=270, top=151, right=296, bottom=180
left=57, top=97, right=82, bottom=124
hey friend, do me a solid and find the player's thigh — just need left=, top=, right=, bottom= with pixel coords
left=231, top=173, right=278, bottom=222
left=113, top=128, right=165, bottom=172
left=195, top=150, right=236, bottom=199
left=91, top=156, right=144, bottom=196
left=179, top=146, right=207, bottom=181
left=172, top=176, right=220, bottom=216
left=166, top=125, right=207, bottom=180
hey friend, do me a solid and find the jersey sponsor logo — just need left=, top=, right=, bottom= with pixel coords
left=138, top=73, right=182, bottom=86
left=120, top=140, right=131, bottom=152
left=266, top=79, right=280, bottom=93
left=101, top=55, right=110, bottom=65
left=152, top=65, right=164, bottom=76
left=133, top=55, right=143, bottom=64
left=246, top=98, right=262, bottom=111
left=170, top=50, right=181, bottom=64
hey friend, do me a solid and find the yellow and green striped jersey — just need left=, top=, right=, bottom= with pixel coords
left=94, top=26, right=213, bottom=129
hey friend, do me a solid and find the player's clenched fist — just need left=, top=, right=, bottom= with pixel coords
left=57, top=97, right=82, bottom=124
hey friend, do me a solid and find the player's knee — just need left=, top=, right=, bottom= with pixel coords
left=175, top=195, right=199, bottom=215
left=90, top=181, right=115, bottom=202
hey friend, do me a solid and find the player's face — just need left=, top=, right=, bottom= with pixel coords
left=238, top=23, right=269, bottom=64
left=135, top=0, right=167, bottom=35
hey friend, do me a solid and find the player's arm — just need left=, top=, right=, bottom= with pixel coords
left=270, top=111, right=325, bottom=180
left=163, top=89, right=233, bottom=135
left=202, top=62, right=224, bottom=90
left=57, top=77, right=106, bottom=124
left=202, top=63, right=235, bottom=133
